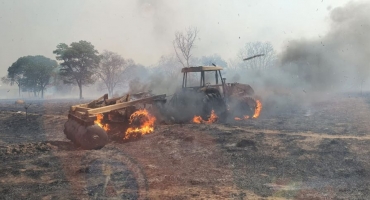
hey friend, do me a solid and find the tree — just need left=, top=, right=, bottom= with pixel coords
left=156, top=55, right=182, bottom=79
left=199, top=54, right=228, bottom=68
left=96, top=50, right=127, bottom=97
left=238, top=42, right=277, bottom=70
left=173, top=27, right=199, bottom=68
left=22, top=56, right=57, bottom=98
left=5, top=57, right=27, bottom=96
left=53, top=41, right=100, bottom=99
left=3, top=55, right=57, bottom=97
left=50, top=67, right=74, bottom=95
left=1, top=76, right=11, bottom=85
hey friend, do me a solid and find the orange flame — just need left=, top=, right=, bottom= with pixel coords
left=125, top=109, right=156, bottom=139
left=235, top=115, right=250, bottom=121
left=252, top=99, right=262, bottom=118
left=193, top=116, right=203, bottom=124
left=192, top=110, right=218, bottom=124
left=94, top=113, right=110, bottom=131
left=233, top=99, right=262, bottom=121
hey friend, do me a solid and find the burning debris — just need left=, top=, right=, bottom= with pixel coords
left=234, top=116, right=249, bottom=121
left=233, top=99, right=262, bottom=121
left=252, top=99, right=262, bottom=118
left=125, top=109, right=156, bottom=139
left=193, top=110, right=218, bottom=124
left=94, top=113, right=111, bottom=132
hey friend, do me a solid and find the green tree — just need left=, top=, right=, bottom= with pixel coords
left=3, top=55, right=57, bottom=97
left=53, top=41, right=100, bottom=99
left=5, top=57, right=27, bottom=96
left=22, top=56, right=57, bottom=98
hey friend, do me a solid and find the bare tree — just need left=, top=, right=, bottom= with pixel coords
left=96, top=50, right=127, bottom=97
left=157, top=55, right=182, bottom=79
left=173, top=27, right=199, bottom=68
left=238, top=42, right=277, bottom=70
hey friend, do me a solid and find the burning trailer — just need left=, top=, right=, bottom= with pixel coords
left=63, top=92, right=166, bottom=150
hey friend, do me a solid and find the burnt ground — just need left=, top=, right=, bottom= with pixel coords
left=0, top=95, right=370, bottom=199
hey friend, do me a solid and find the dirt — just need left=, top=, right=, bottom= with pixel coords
left=0, top=95, right=370, bottom=199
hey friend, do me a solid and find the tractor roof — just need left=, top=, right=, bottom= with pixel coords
left=181, top=66, right=223, bottom=73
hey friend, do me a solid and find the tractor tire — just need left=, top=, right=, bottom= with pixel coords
left=230, top=96, right=257, bottom=119
left=202, top=91, right=227, bottom=122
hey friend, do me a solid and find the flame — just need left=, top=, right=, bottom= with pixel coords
left=193, top=116, right=203, bottom=124
left=234, top=115, right=250, bottom=121
left=233, top=99, right=262, bottom=121
left=252, top=99, right=262, bottom=118
left=192, top=110, right=218, bottom=124
left=125, top=109, right=156, bottom=139
left=94, top=113, right=110, bottom=131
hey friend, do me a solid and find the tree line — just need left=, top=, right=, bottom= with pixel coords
left=2, top=27, right=277, bottom=99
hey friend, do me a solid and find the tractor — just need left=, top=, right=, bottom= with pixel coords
left=62, top=66, right=261, bottom=150
left=167, top=65, right=261, bottom=123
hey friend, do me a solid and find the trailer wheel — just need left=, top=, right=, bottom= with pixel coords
left=81, top=125, right=109, bottom=150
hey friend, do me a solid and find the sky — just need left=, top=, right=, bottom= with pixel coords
left=0, top=0, right=354, bottom=79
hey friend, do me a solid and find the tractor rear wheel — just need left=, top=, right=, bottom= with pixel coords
left=202, top=91, right=227, bottom=122
left=229, top=96, right=257, bottom=119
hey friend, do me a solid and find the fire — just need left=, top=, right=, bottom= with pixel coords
left=94, top=113, right=110, bottom=131
left=193, top=116, right=203, bottom=124
left=233, top=99, right=262, bottom=121
left=125, top=109, right=156, bottom=139
left=234, top=115, right=250, bottom=121
left=192, top=110, right=218, bottom=124
left=252, top=99, right=262, bottom=118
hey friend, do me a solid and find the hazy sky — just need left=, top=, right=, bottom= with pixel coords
left=0, top=0, right=353, bottom=78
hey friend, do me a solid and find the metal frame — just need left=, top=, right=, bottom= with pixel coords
left=68, top=93, right=166, bottom=124
left=181, top=66, right=226, bottom=98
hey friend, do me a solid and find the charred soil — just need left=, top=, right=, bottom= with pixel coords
left=0, top=96, right=370, bottom=199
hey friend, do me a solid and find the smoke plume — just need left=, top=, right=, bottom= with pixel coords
left=280, top=1, right=370, bottom=93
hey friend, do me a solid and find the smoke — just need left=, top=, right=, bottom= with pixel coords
left=136, top=0, right=177, bottom=42
left=214, top=1, right=370, bottom=117
left=280, top=1, right=370, bottom=94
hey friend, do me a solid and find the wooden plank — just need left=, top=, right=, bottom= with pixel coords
left=116, top=94, right=130, bottom=104
left=74, top=107, right=91, bottom=112
left=70, top=103, right=89, bottom=111
left=105, top=94, right=129, bottom=105
left=73, top=111, right=87, bottom=118
left=87, top=94, right=108, bottom=108
left=87, top=94, right=166, bottom=115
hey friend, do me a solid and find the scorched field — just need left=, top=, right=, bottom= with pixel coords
left=0, top=94, right=370, bottom=200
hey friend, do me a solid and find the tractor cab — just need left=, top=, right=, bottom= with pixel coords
left=181, top=66, right=226, bottom=97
